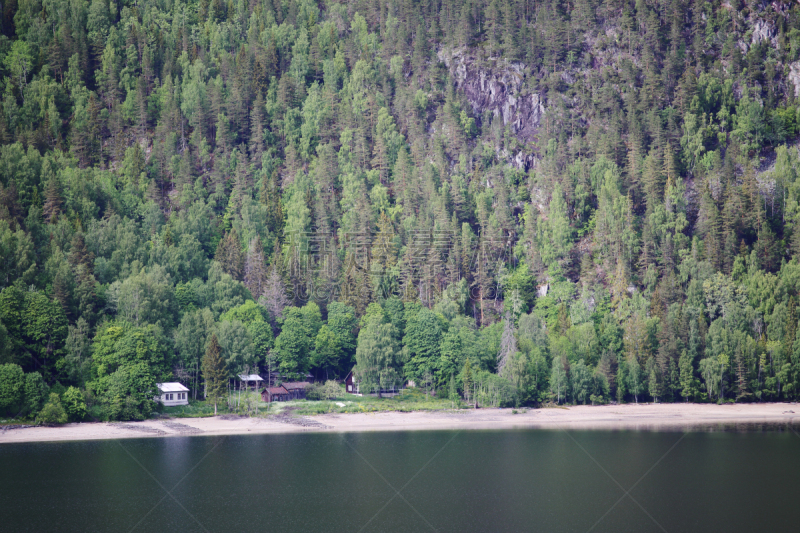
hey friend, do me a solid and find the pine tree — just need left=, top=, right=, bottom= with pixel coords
left=249, top=93, right=266, bottom=165
left=259, top=266, right=290, bottom=327
left=202, top=334, right=227, bottom=415
left=243, top=238, right=268, bottom=300
left=42, top=179, right=63, bottom=224
left=679, top=349, right=698, bottom=401
left=786, top=298, right=797, bottom=365
left=260, top=169, right=284, bottom=241
left=215, top=229, right=244, bottom=280
left=497, top=313, right=517, bottom=376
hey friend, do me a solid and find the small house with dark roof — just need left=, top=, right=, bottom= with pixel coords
left=261, top=386, right=290, bottom=403
left=281, top=382, right=311, bottom=400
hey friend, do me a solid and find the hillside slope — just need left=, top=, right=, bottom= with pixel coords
left=2, top=0, right=800, bottom=418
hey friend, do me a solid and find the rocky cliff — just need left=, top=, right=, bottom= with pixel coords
left=438, top=49, right=545, bottom=169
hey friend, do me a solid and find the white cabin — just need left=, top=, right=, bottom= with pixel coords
left=156, top=382, right=190, bottom=406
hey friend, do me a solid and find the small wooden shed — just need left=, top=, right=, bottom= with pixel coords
left=261, top=386, right=290, bottom=403
left=238, top=373, right=264, bottom=391
left=281, top=382, right=311, bottom=400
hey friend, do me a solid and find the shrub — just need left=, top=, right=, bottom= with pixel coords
left=62, top=387, right=87, bottom=421
left=94, top=363, right=156, bottom=420
left=305, top=383, right=322, bottom=400
left=0, top=363, right=24, bottom=416
left=37, top=393, right=68, bottom=425
left=319, top=380, right=342, bottom=400
left=306, top=380, right=342, bottom=400
left=24, top=372, right=48, bottom=416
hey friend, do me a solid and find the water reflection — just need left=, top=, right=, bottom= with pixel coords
left=1, top=427, right=799, bottom=532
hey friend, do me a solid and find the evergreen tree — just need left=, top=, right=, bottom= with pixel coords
left=216, top=230, right=244, bottom=281
left=243, top=238, right=268, bottom=299
left=202, top=334, right=227, bottom=415
left=42, top=179, right=63, bottom=224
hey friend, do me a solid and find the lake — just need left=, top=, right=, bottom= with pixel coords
left=1, top=427, right=799, bottom=532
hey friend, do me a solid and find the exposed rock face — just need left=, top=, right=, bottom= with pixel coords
left=438, top=49, right=544, bottom=168
left=789, top=61, right=800, bottom=99
left=751, top=18, right=777, bottom=47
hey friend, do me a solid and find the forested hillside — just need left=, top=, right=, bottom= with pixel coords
left=2, top=0, right=800, bottom=420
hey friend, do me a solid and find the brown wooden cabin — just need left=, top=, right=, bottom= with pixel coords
left=344, top=368, right=359, bottom=394
left=261, top=386, right=290, bottom=403
left=281, top=382, right=311, bottom=400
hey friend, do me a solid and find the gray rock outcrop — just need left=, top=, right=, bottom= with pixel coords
left=438, top=49, right=544, bottom=168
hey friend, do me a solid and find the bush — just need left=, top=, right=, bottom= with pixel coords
left=306, top=380, right=342, bottom=400
left=590, top=394, right=608, bottom=405
left=106, top=395, right=148, bottom=421
left=305, top=383, right=321, bottom=400
left=0, top=363, right=24, bottom=416
left=37, top=393, right=68, bottom=425
left=62, top=386, right=87, bottom=421
left=94, top=363, right=156, bottom=420
left=24, top=372, right=48, bottom=416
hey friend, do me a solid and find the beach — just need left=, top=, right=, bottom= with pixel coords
left=2, top=403, right=798, bottom=444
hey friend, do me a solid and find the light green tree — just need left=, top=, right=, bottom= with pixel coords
left=37, top=393, right=67, bottom=425
left=174, top=308, right=216, bottom=398
left=62, top=386, right=87, bottom=421
left=699, top=356, right=723, bottom=402
left=0, top=363, right=24, bottom=416
left=23, top=371, right=48, bottom=416
left=355, top=317, right=400, bottom=397
left=550, top=356, right=568, bottom=404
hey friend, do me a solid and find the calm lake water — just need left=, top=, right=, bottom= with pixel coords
left=1, top=427, right=799, bottom=532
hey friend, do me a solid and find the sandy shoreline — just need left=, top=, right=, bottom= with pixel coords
left=1, top=403, right=798, bottom=444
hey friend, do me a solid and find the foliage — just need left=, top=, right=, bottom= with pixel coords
left=2, top=0, right=800, bottom=411
left=355, top=316, right=401, bottom=395
left=0, top=363, right=24, bottom=415
left=62, top=386, right=87, bottom=421
left=307, top=380, right=343, bottom=400
left=94, top=363, right=157, bottom=421
left=36, top=393, right=67, bottom=425
left=23, top=371, right=48, bottom=416
left=273, top=303, right=321, bottom=378
left=202, top=334, right=227, bottom=415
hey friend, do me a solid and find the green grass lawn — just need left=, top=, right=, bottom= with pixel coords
left=283, top=388, right=463, bottom=415
left=160, top=398, right=232, bottom=417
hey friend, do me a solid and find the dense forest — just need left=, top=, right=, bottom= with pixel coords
left=2, top=0, right=800, bottom=420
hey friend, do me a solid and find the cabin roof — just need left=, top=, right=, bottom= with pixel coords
left=238, top=374, right=263, bottom=381
left=157, top=382, right=189, bottom=393
left=263, top=386, right=288, bottom=395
